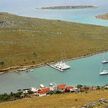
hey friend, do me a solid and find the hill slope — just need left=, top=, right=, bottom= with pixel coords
left=0, top=90, right=108, bottom=108
left=0, top=12, right=108, bottom=70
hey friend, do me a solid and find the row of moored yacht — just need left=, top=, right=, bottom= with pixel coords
left=48, top=61, right=70, bottom=72
left=48, top=56, right=108, bottom=75
left=100, top=58, right=108, bottom=75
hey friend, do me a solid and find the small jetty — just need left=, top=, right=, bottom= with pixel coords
left=48, top=61, right=70, bottom=72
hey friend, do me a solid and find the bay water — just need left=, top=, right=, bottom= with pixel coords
left=0, top=53, right=108, bottom=93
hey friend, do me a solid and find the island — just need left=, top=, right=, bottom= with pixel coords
left=96, top=13, right=108, bottom=20
left=41, top=5, right=96, bottom=9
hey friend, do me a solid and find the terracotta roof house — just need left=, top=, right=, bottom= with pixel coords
left=57, top=84, right=66, bottom=92
left=38, top=87, right=50, bottom=97
left=65, top=86, right=74, bottom=92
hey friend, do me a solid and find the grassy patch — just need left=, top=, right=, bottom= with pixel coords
left=0, top=12, right=108, bottom=70
left=0, top=90, right=108, bottom=108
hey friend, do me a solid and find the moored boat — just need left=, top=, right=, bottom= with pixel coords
left=100, top=70, right=108, bottom=75
left=101, top=54, right=108, bottom=64
left=48, top=61, right=70, bottom=72
left=102, top=60, right=108, bottom=64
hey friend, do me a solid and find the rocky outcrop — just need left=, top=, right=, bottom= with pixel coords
left=81, top=98, right=108, bottom=108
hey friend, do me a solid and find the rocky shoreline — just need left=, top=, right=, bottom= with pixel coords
left=0, top=63, right=44, bottom=74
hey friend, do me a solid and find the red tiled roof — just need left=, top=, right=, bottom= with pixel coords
left=57, top=84, right=66, bottom=90
left=38, top=87, right=50, bottom=94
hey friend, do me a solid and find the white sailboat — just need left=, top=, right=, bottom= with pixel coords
left=102, top=54, right=108, bottom=64
left=99, top=63, right=108, bottom=75
left=100, top=70, right=108, bottom=75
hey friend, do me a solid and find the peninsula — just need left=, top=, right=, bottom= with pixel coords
left=96, top=13, right=108, bottom=20
left=0, top=12, right=108, bottom=72
left=41, top=5, right=96, bottom=9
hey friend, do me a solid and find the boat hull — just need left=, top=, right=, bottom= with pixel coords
left=100, top=71, right=108, bottom=75
left=102, top=61, right=108, bottom=64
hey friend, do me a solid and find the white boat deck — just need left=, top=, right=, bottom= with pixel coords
left=48, top=61, right=70, bottom=72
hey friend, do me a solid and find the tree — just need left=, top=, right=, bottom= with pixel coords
left=0, top=61, right=4, bottom=66
left=32, top=52, right=37, bottom=57
left=77, top=84, right=83, bottom=89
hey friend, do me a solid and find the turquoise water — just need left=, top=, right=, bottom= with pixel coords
left=0, top=0, right=108, bottom=26
left=33, top=7, right=108, bottom=26
left=0, top=53, right=108, bottom=93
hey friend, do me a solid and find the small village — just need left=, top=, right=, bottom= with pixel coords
left=21, top=83, right=108, bottom=97
left=1, top=83, right=107, bottom=100
left=0, top=83, right=108, bottom=103
left=22, top=83, right=79, bottom=97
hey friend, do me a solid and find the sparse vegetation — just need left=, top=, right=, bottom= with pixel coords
left=0, top=12, right=108, bottom=71
left=0, top=90, right=108, bottom=108
left=0, top=92, right=22, bottom=102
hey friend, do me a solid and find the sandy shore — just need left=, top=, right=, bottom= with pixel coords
left=0, top=63, right=44, bottom=74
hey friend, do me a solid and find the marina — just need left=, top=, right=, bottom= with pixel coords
left=48, top=61, right=70, bottom=72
